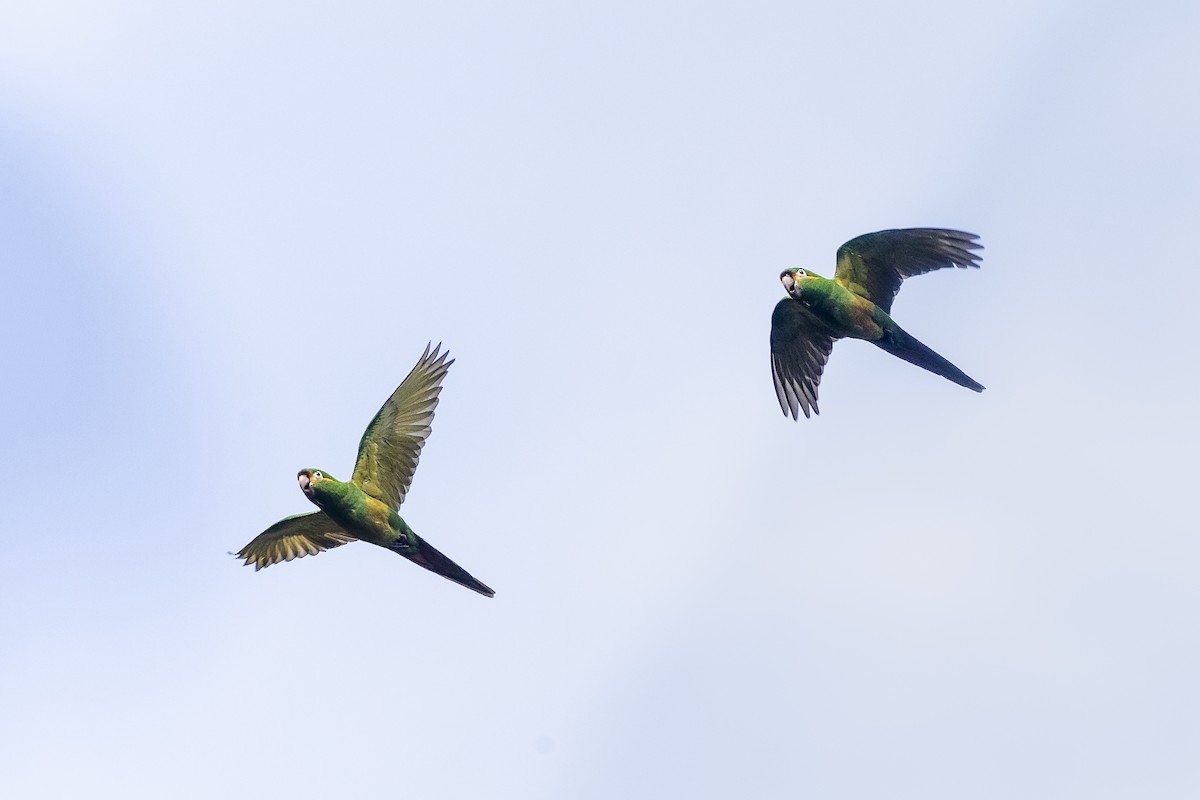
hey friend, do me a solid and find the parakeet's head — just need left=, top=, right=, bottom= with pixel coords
left=297, top=468, right=336, bottom=500
left=780, top=267, right=821, bottom=299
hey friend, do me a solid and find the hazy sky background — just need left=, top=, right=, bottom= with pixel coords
left=2, top=1, right=1198, bottom=797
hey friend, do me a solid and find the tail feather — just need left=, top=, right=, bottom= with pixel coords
left=393, top=534, right=495, bottom=597
left=875, top=325, right=985, bottom=392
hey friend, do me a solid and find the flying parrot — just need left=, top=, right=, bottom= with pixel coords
left=770, top=228, right=985, bottom=419
left=234, top=343, right=494, bottom=597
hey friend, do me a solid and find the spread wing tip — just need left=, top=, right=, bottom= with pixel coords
left=231, top=548, right=271, bottom=571
left=422, top=341, right=455, bottom=371
left=936, top=229, right=984, bottom=267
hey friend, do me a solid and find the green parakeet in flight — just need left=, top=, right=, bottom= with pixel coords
left=771, top=228, right=985, bottom=419
left=235, top=343, right=494, bottom=597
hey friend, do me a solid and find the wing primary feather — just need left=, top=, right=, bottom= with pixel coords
left=351, top=343, right=456, bottom=509
left=235, top=511, right=356, bottom=571
left=833, top=228, right=983, bottom=312
left=769, top=299, right=834, bottom=420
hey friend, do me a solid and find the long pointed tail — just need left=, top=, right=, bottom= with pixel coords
left=874, top=324, right=985, bottom=392
left=392, top=534, right=495, bottom=597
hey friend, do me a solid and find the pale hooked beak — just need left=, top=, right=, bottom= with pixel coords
left=298, top=473, right=313, bottom=496
left=781, top=273, right=796, bottom=293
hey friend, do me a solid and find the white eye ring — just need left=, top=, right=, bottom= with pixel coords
left=796, top=269, right=807, bottom=277
left=314, top=471, right=323, bottom=480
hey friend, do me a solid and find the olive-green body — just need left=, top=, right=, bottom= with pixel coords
left=793, top=274, right=887, bottom=341
left=306, top=473, right=417, bottom=552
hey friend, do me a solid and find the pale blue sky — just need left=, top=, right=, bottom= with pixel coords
left=2, top=1, right=1198, bottom=797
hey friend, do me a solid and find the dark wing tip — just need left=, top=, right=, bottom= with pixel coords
left=930, top=229, right=984, bottom=267
left=899, top=228, right=984, bottom=271
left=423, top=341, right=455, bottom=371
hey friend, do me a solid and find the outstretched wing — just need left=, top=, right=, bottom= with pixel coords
left=235, top=511, right=357, bottom=571
left=833, top=228, right=982, bottom=314
left=351, top=342, right=453, bottom=509
left=770, top=298, right=837, bottom=420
